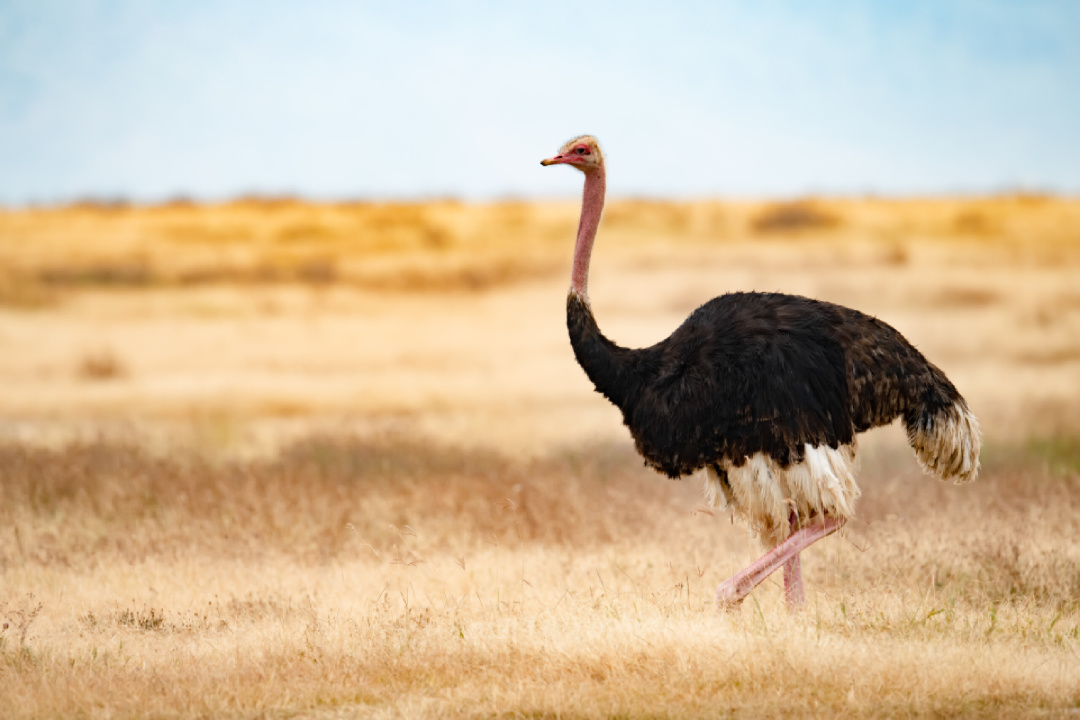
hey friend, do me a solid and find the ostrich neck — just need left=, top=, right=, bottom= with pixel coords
left=570, top=167, right=606, bottom=301
left=566, top=164, right=631, bottom=410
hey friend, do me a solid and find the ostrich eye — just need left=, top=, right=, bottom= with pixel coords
left=576, top=147, right=589, bottom=155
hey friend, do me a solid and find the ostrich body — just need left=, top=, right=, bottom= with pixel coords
left=541, top=135, right=981, bottom=608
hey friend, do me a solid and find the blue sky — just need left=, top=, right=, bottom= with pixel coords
left=1, top=0, right=1078, bottom=203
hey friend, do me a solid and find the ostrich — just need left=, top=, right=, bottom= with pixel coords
left=541, top=135, right=980, bottom=608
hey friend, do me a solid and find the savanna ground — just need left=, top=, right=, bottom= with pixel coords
left=1, top=196, right=1079, bottom=718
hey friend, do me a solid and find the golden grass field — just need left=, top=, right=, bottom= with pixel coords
left=1, top=196, right=1079, bottom=717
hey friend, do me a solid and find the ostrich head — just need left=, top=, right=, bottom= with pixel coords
left=541, top=135, right=604, bottom=173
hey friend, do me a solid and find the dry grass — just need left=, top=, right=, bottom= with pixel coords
left=1, top=196, right=1080, bottom=717
left=751, top=200, right=841, bottom=234
left=1, top=436, right=1079, bottom=718
left=3, top=195, right=1079, bottom=300
left=2, top=196, right=1079, bottom=449
left=75, top=349, right=127, bottom=381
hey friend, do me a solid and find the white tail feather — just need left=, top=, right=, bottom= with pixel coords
left=908, top=401, right=981, bottom=485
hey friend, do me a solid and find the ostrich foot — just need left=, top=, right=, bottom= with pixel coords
left=716, top=516, right=844, bottom=610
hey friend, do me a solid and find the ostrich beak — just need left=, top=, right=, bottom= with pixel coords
left=540, top=155, right=566, bottom=167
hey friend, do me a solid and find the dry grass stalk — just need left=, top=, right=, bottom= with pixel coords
left=1, top=436, right=1078, bottom=717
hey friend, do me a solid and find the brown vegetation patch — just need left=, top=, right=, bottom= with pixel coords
left=354, top=256, right=561, bottom=292
left=751, top=200, right=840, bottom=235
left=878, top=242, right=910, bottom=266
left=1013, top=347, right=1080, bottom=366
left=38, top=261, right=155, bottom=288
left=63, top=197, right=133, bottom=212
left=76, top=349, right=127, bottom=381
left=0, top=437, right=664, bottom=565
left=952, top=209, right=1002, bottom=236
left=0, top=277, right=56, bottom=308
left=925, top=286, right=1002, bottom=308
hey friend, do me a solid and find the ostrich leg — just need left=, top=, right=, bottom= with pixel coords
left=716, top=516, right=843, bottom=609
left=783, top=512, right=806, bottom=607
left=783, top=554, right=805, bottom=606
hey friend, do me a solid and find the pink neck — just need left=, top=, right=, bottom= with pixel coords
left=570, top=166, right=606, bottom=301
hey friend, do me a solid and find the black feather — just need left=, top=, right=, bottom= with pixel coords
left=567, top=291, right=962, bottom=479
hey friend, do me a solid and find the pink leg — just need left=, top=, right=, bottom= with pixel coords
left=716, top=515, right=843, bottom=609
left=783, top=511, right=806, bottom=608
left=783, top=553, right=805, bottom=607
